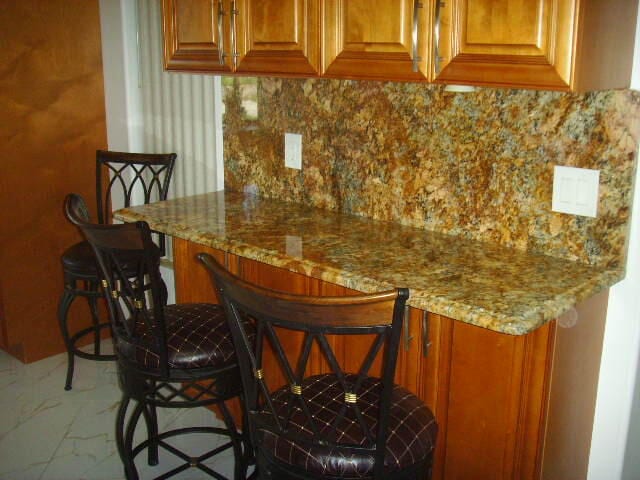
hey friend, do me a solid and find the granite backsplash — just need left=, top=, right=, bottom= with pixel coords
left=223, top=78, right=640, bottom=269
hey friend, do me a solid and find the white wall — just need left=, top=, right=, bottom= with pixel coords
left=99, top=0, right=175, bottom=302
left=99, top=0, right=143, bottom=153
left=587, top=3, right=640, bottom=478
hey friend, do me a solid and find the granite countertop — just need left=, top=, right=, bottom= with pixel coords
left=114, top=191, right=623, bottom=336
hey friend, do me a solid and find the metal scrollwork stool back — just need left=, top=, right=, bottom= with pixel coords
left=199, top=253, right=438, bottom=480
left=65, top=193, right=251, bottom=480
left=58, top=150, right=175, bottom=390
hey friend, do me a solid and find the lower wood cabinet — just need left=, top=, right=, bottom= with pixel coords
left=174, top=237, right=606, bottom=479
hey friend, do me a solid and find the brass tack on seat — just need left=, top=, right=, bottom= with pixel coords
left=134, top=299, right=144, bottom=309
left=111, top=290, right=119, bottom=299
left=290, top=384, right=302, bottom=395
left=254, top=369, right=264, bottom=379
left=345, top=392, right=357, bottom=404
left=101, top=279, right=108, bottom=288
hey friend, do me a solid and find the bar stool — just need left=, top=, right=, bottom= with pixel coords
left=58, top=150, right=176, bottom=390
left=65, top=194, right=251, bottom=480
left=199, top=254, right=438, bottom=480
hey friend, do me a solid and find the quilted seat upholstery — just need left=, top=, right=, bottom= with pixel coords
left=117, top=303, right=237, bottom=370
left=257, top=373, right=438, bottom=478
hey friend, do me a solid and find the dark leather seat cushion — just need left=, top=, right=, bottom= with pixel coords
left=61, top=240, right=162, bottom=277
left=257, top=374, right=437, bottom=478
left=118, top=303, right=238, bottom=370
left=61, top=241, right=99, bottom=276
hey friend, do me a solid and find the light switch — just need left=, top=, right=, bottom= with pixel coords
left=286, top=235, right=303, bottom=258
left=284, top=133, right=302, bottom=170
left=552, top=165, right=600, bottom=217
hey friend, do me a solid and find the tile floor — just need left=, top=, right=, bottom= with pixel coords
left=0, top=345, right=236, bottom=480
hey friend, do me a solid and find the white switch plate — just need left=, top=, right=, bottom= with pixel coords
left=285, top=235, right=303, bottom=258
left=552, top=165, right=600, bottom=217
left=284, top=133, right=302, bottom=170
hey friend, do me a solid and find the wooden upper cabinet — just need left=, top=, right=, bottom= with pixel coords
left=323, top=0, right=433, bottom=81
left=163, top=0, right=232, bottom=73
left=163, top=0, right=320, bottom=76
left=434, top=0, right=638, bottom=91
left=235, top=0, right=321, bottom=75
left=163, top=0, right=637, bottom=90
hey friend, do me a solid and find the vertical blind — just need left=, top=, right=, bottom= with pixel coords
left=137, top=0, right=223, bottom=200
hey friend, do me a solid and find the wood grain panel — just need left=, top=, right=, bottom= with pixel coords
left=462, top=0, right=549, bottom=53
left=237, top=257, right=311, bottom=392
left=323, top=0, right=432, bottom=81
left=173, top=238, right=243, bottom=419
left=163, top=0, right=231, bottom=72
left=173, top=237, right=240, bottom=303
left=572, top=0, right=638, bottom=91
left=541, top=290, right=608, bottom=479
left=435, top=0, right=637, bottom=91
left=235, top=0, right=321, bottom=75
left=434, top=0, right=568, bottom=89
left=0, top=0, right=107, bottom=362
left=440, top=320, right=553, bottom=480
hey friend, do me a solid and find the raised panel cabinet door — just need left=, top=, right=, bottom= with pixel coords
left=323, top=0, right=432, bottom=81
left=433, top=319, right=554, bottom=480
left=163, top=0, right=232, bottom=72
left=434, top=0, right=576, bottom=89
left=234, top=0, right=321, bottom=75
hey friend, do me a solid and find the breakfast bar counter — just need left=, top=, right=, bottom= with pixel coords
left=115, top=190, right=621, bottom=335
left=115, top=190, right=616, bottom=480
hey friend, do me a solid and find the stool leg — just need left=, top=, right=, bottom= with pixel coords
left=86, top=280, right=102, bottom=356
left=240, top=393, right=255, bottom=472
left=256, top=452, right=272, bottom=480
left=57, top=286, right=76, bottom=391
left=116, top=395, right=130, bottom=467
left=218, top=400, right=245, bottom=480
left=123, top=400, right=144, bottom=480
left=142, top=402, right=159, bottom=466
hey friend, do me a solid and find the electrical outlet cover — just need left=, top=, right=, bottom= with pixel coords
left=284, top=133, right=302, bottom=170
left=552, top=165, right=600, bottom=217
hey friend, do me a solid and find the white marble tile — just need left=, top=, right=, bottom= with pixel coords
left=0, top=349, right=242, bottom=480
left=40, top=398, right=122, bottom=480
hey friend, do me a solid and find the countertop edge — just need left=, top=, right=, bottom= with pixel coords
left=115, top=207, right=623, bottom=336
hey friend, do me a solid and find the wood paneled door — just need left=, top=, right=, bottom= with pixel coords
left=0, top=0, right=107, bottom=362
left=433, top=0, right=638, bottom=91
left=163, top=0, right=321, bottom=76
left=163, top=0, right=231, bottom=73
left=235, top=0, right=321, bottom=75
left=323, top=0, right=433, bottom=81
left=433, top=0, right=573, bottom=89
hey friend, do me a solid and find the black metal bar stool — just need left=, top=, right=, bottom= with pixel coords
left=58, top=150, right=176, bottom=390
left=65, top=193, right=251, bottom=479
left=199, top=254, right=438, bottom=480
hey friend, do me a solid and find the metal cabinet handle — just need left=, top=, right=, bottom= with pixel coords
left=421, top=311, right=432, bottom=357
left=217, top=0, right=226, bottom=65
left=434, top=0, right=445, bottom=75
left=412, top=0, right=423, bottom=72
left=403, top=306, right=413, bottom=351
left=230, top=0, right=239, bottom=69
